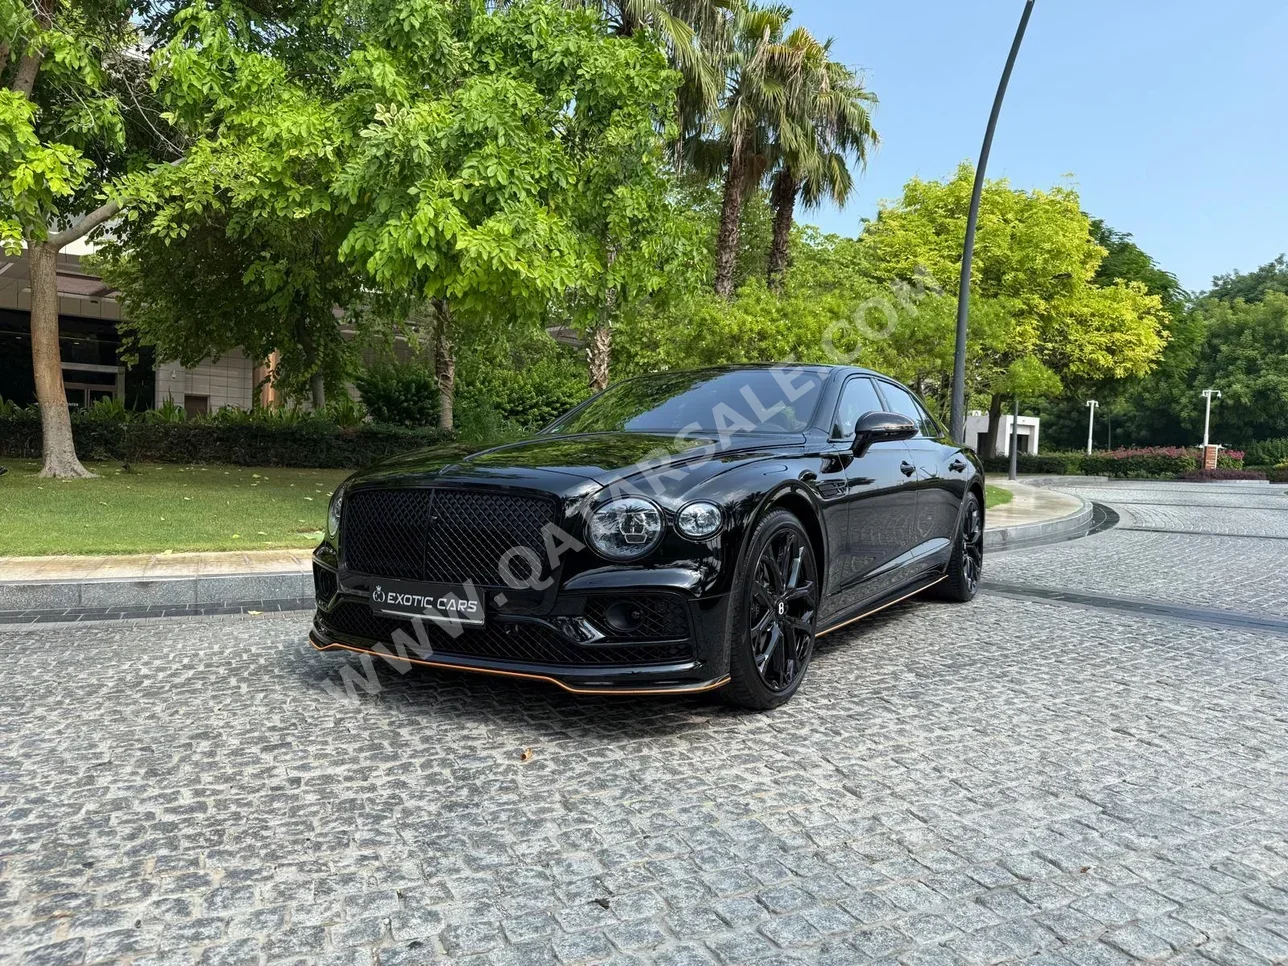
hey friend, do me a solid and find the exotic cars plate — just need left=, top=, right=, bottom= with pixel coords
left=368, top=579, right=485, bottom=626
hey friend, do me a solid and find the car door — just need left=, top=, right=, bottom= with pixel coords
left=822, top=376, right=920, bottom=617
left=876, top=379, right=960, bottom=565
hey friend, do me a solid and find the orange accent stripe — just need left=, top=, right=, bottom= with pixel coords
left=816, top=575, right=948, bottom=639
left=310, top=637, right=730, bottom=696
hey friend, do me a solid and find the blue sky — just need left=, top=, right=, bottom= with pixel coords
left=787, top=0, right=1287, bottom=294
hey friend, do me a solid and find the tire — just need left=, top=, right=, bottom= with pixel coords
left=722, top=509, right=819, bottom=711
left=934, top=491, right=984, bottom=602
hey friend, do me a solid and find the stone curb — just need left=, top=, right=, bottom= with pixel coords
left=982, top=477, right=1100, bottom=552
left=0, top=570, right=313, bottom=612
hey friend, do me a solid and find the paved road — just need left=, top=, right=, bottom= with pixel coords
left=2, top=481, right=1287, bottom=966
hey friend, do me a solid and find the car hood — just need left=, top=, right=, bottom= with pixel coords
left=351, top=431, right=807, bottom=495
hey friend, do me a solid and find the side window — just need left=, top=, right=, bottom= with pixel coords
left=831, top=377, right=885, bottom=439
left=878, top=382, right=937, bottom=438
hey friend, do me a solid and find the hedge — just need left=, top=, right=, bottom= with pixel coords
left=0, top=410, right=454, bottom=468
left=1179, top=468, right=1268, bottom=482
left=1081, top=447, right=1198, bottom=478
left=1246, top=438, right=1288, bottom=466
left=1247, top=464, right=1288, bottom=484
left=979, top=451, right=1085, bottom=475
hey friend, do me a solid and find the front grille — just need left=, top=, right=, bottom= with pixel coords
left=321, top=603, right=693, bottom=667
left=343, top=487, right=555, bottom=586
left=313, top=563, right=337, bottom=605
left=583, top=595, right=690, bottom=641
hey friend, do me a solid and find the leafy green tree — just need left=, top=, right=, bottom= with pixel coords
left=1208, top=254, right=1288, bottom=304
left=330, top=0, right=682, bottom=419
left=1, top=0, right=173, bottom=477
left=1186, top=293, right=1288, bottom=444
left=95, top=211, right=359, bottom=408
left=130, top=0, right=681, bottom=429
left=859, top=165, right=1169, bottom=455
left=765, top=32, right=876, bottom=291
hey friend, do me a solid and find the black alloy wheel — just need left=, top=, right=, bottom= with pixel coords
left=724, top=510, right=818, bottom=709
left=961, top=498, right=983, bottom=594
left=935, top=491, right=984, bottom=602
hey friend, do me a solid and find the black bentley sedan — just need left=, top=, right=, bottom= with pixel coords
left=311, top=365, right=985, bottom=709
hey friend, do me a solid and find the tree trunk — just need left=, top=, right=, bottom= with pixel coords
left=10, top=0, right=53, bottom=97
left=982, top=391, right=1005, bottom=458
left=587, top=326, right=611, bottom=392
left=310, top=370, right=326, bottom=410
left=713, top=141, right=747, bottom=299
left=10, top=54, right=41, bottom=96
left=587, top=245, right=617, bottom=392
left=766, top=169, right=798, bottom=292
left=433, top=302, right=455, bottom=433
left=29, top=243, right=93, bottom=478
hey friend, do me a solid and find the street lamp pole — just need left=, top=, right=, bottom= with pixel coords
left=1008, top=396, right=1020, bottom=481
left=1201, top=388, right=1222, bottom=447
left=1085, top=399, right=1098, bottom=455
left=950, top=0, right=1037, bottom=444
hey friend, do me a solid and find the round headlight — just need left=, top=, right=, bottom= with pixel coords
left=327, top=485, right=345, bottom=537
left=677, top=501, right=722, bottom=539
left=588, top=497, right=663, bottom=560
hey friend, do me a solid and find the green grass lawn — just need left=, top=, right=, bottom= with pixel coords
left=985, top=484, right=1013, bottom=509
left=0, top=461, right=349, bottom=556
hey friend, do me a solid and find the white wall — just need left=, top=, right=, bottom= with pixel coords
left=155, top=349, right=256, bottom=412
left=965, top=411, right=1042, bottom=457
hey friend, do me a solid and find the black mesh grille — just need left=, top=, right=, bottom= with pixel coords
left=424, top=489, right=552, bottom=585
left=320, top=604, right=692, bottom=667
left=313, top=563, right=337, bottom=605
left=343, top=489, right=434, bottom=580
left=342, top=487, right=554, bottom=586
left=583, top=595, right=690, bottom=641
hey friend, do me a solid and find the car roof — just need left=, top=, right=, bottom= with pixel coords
left=658, top=363, right=879, bottom=378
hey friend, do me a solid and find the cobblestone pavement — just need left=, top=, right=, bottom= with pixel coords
left=2, top=482, right=1288, bottom=965
left=989, top=481, right=1288, bottom=617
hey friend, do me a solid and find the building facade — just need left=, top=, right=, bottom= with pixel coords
left=1, top=246, right=261, bottom=414
left=965, top=410, right=1041, bottom=457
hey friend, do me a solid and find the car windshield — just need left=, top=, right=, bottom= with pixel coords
left=545, top=369, right=825, bottom=436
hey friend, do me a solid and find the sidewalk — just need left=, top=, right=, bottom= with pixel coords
left=0, top=479, right=1097, bottom=615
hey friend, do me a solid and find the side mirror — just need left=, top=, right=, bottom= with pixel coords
left=853, top=411, right=917, bottom=456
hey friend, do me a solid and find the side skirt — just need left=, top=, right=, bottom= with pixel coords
left=816, top=574, right=948, bottom=639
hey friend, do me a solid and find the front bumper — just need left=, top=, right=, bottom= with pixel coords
left=310, top=558, right=732, bottom=695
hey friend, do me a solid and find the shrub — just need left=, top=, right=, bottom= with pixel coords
left=0, top=406, right=452, bottom=468
left=142, top=398, right=187, bottom=424
left=353, top=363, right=439, bottom=428
left=460, top=355, right=591, bottom=432
left=979, top=451, right=1084, bottom=476
left=1246, top=438, right=1288, bottom=466
left=322, top=393, right=367, bottom=428
left=1081, top=446, right=1198, bottom=478
left=1217, top=449, right=1244, bottom=469
left=1179, top=467, right=1268, bottom=482
left=83, top=396, right=133, bottom=422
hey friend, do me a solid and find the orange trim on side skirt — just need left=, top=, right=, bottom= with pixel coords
left=816, top=575, right=948, bottom=639
left=310, top=637, right=731, bottom=696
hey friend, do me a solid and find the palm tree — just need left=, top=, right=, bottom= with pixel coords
left=701, top=3, right=803, bottom=299
left=765, top=37, right=877, bottom=290
left=570, top=0, right=740, bottom=169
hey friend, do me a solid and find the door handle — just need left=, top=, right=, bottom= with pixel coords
left=900, top=461, right=916, bottom=477
left=949, top=459, right=967, bottom=473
